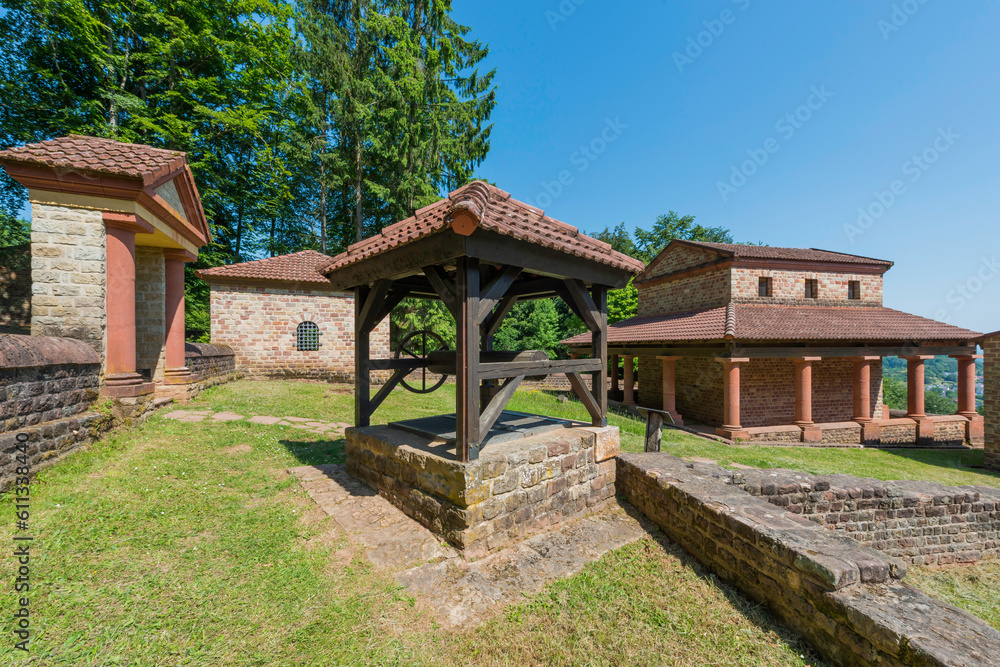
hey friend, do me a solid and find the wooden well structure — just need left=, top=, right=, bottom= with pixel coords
left=321, top=181, right=643, bottom=461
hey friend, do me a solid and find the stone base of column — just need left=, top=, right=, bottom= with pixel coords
left=963, top=414, right=985, bottom=446
left=716, top=426, right=749, bottom=441
left=667, top=411, right=684, bottom=426
left=911, top=416, right=936, bottom=443
left=102, top=373, right=155, bottom=398
left=854, top=419, right=882, bottom=445
left=163, top=367, right=195, bottom=385
left=797, top=423, right=822, bottom=444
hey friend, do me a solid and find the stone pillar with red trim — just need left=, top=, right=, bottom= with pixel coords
left=952, top=353, right=985, bottom=446
left=657, top=355, right=683, bottom=425
left=622, top=355, right=636, bottom=406
left=716, top=357, right=749, bottom=440
left=793, top=357, right=822, bottom=443
left=905, top=355, right=935, bottom=442
left=852, top=356, right=882, bottom=444
left=163, top=249, right=196, bottom=385
left=982, top=333, right=999, bottom=471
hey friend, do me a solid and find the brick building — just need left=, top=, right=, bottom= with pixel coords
left=566, top=240, right=983, bottom=446
left=983, top=331, right=999, bottom=470
left=197, top=251, right=390, bottom=381
left=0, top=135, right=228, bottom=405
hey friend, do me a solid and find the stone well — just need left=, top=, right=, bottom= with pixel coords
left=346, top=413, right=620, bottom=557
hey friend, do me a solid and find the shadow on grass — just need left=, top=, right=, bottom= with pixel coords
left=279, top=437, right=347, bottom=466
left=615, top=499, right=831, bottom=666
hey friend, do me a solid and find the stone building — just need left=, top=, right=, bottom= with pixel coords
left=0, top=135, right=233, bottom=405
left=197, top=251, right=390, bottom=381
left=983, top=331, right=999, bottom=470
left=566, top=240, right=983, bottom=446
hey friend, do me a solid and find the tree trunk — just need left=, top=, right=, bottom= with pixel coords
left=353, top=134, right=363, bottom=242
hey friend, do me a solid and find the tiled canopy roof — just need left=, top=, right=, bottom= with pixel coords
left=676, top=241, right=894, bottom=267
left=563, top=304, right=982, bottom=345
left=0, top=135, right=186, bottom=183
left=197, top=250, right=334, bottom=284
left=320, top=181, right=645, bottom=276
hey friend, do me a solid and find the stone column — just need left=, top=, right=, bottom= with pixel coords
left=716, top=358, right=749, bottom=440
left=793, top=357, right=822, bottom=443
left=983, top=334, right=999, bottom=471
left=163, top=249, right=197, bottom=384
left=657, top=356, right=683, bottom=424
left=623, top=355, right=635, bottom=406
left=906, top=355, right=935, bottom=441
left=102, top=213, right=153, bottom=397
left=952, top=353, right=985, bottom=445
left=610, top=354, right=620, bottom=397
left=852, top=356, right=882, bottom=443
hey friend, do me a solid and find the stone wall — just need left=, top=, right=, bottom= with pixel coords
left=135, top=247, right=166, bottom=381
left=28, top=204, right=106, bottom=357
left=985, top=334, right=999, bottom=471
left=731, top=267, right=883, bottom=307
left=617, top=453, right=1000, bottom=666
left=0, top=243, right=31, bottom=334
left=637, top=270, right=730, bottom=316
left=643, top=243, right=720, bottom=280
left=0, top=334, right=109, bottom=490
left=737, top=467, right=1000, bottom=566
left=154, top=343, right=240, bottom=403
left=208, top=282, right=390, bottom=381
left=346, top=424, right=619, bottom=557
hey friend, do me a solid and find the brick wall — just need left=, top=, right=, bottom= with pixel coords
left=643, top=244, right=719, bottom=280
left=617, top=453, right=1000, bottom=666
left=208, top=282, right=390, bottom=381
left=638, top=356, right=725, bottom=424
left=0, top=243, right=31, bottom=334
left=731, top=267, right=883, bottom=306
left=637, top=270, right=729, bottom=316
left=29, top=204, right=106, bottom=357
left=985, top=334, right=999, bottom=471
left=135, top=247, right=166, bottom=381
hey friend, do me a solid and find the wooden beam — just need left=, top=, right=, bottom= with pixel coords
left=483, top=293, right=519, bottom=340
left=560, top=279, right=600, bottom=332
left=507, top=277, right=565, bottom=298
left=368, top=358, right=428, bottom=371
left=423, top=265, right=458, bottom=319
left=477, top=265, right=522, bottom=324
left=355, top=284, right=371, bottom=427
left=373, top=286, right=411, bottom=326
left=369, top=368, right=407, bottom=414
left=590, top=285, right=608, bottom=427
left=594, top=345, right=979, bottom=359
left=645, top=412, right=663, bottom=452
left=357, top=279, right=392, bottom=335
left=479, top=375, right=525, bottom=437
left=455, top=257, right=481, bottom=461
left=478, top=358, right=601, bottom=380
left=566, top=371, right=602, bottom=423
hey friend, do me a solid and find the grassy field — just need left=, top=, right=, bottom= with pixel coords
left=1, top=378, right=995, bottom=665
left=908, top=562, right=1000, bottom=632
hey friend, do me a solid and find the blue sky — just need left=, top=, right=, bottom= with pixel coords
left=452, top=0, right=1000, bottom=334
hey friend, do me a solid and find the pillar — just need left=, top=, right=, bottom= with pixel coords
left=716, top=358, right=749, bottom=440
left=952, top=353, right=985, bottom=445
left=793, top=357, right=822, bottom=443
left=102, top=213, right=153, bottom=397
left=906, top=355, right=935, bottom=441
left=623, top=355, right=635, bottom=406
left=657, top=356, right=682, bottom=425
left=610, top=354, right=620, bottom=397
left=853, top=356, right=882, bottom=443
left=163, top=249, right=197, bottom=384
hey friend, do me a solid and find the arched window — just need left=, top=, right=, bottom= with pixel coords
left=296, top=321, right=320, bottom=351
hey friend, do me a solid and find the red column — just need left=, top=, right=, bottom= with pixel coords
left=657, top=356, right=683, bottom=424
left=853, top=356, right=882, bottom=443
left=623, top=355, right=635, bottom=406
left=610, top=354, right=620, bottom=395
left=906, top=355, right=935, bottom=442
left=716, top=358, right=749, bottom=439
left=163, top=249, right=197, bottom=384
left=794, top=357, right=822, bottom=443
left=951, top=353, right=985, bottom=446
left=102, top=213, right=153, bottom=397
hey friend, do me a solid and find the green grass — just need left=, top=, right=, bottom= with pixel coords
left=907, top=563, right=1000, bottom=631
left=1, top=379, right=994, bottom=665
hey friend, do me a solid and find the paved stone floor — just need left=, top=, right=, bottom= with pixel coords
left=163, top=409, right=351, bottom=437
left=289, top=463, right=651, bottom=628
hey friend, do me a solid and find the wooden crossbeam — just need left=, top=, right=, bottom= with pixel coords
left=423, top=265, right=458, bottom=318
left=560, top=279, right=601, bottom=332
left=566, top=371, right=603, bottom=423
left=373, top=286, right=411, bottom=326
left=368, top=358, right=427, bottom=371
left=476, top=265, right=522, bottom=324
left=479, top=375, right=525, bottom=437
left=370, top=368, right=408, bottom=414
left=357, top=279, right=392, bottom=335
left=478, top=358, right=602, bottom=380
left=483, top=293, right=519, bottom=340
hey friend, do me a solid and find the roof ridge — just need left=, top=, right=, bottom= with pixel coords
left=724, top=303, right=736, bottom=340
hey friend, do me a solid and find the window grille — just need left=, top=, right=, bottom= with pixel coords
left=805, top=279, right=819, bottom=299
left=848, top=281, right=861, bottom=300
left=297, top=321, right=320, bottom=351
left=758, top=277, right=772, bottom=297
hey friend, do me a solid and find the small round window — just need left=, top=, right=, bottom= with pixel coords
left=296, top=321, right=320, bottom=351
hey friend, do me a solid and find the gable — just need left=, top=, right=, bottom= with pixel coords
left=154, top=178, right=188, bottom=223
left=638, top=243, right=724, bottom=283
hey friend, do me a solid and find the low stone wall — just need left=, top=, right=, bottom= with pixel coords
left=0, top=334, right=108, bottom=490
left=617, top=453, right=1000, bottom=666
left=347, top=423, right=619, bottom=557
left=0, top=243, right=31, bottom=335
left=985, top=333, right=999, bottom=471
left=156, top=343, right=240, bottom=402
left=740, top=416, right=975, bottom=448
left=737, top=468, right=1000, bottom=567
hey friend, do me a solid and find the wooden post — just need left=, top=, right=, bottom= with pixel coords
left=456, top=257, right=481, bottom=460
left=610, top=354, right=620, bottom=397
left=354, top=284, right=371, bottom=427
left=590, top=285, right=608, bottom=427
left=623, top=356, right=635, bottom=406
left=645, top=412, right=663, bottom=452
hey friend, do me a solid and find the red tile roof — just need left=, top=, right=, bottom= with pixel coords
left=320, top=181, right=645, bottom=275
left=0, top=135, right=187, bottom=184
left=676, top=241, right=893, bottom=267
left=196, top=250, right=335, bottom=285
left=563, top=304, right=981, bottom=346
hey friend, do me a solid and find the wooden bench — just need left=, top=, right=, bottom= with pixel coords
left=635, top=407, right=675, bottom=453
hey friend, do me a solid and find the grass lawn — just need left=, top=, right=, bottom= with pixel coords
left=907, top=563, right=1000, bottom=632
left=1, top=379, right=995, bottom=665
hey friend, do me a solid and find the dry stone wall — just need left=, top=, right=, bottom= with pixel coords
left=0, top=243, right=31, bottom=334
left=617, top=453, right=1000, bottom=666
